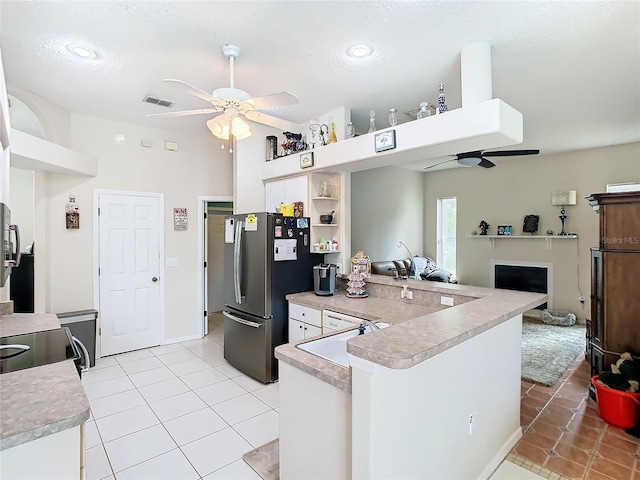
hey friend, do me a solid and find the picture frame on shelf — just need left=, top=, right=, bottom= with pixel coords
left=374, top=129, right=396, bottom=152
left=299, top=151, right=314, bottom=169
left=522, top=215, right=540, bottom=234
left=497, top=225, right=512, bottom=236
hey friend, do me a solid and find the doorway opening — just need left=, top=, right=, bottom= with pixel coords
left=197, top=196, right=232, bottom=339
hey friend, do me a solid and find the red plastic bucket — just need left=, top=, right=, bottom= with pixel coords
left=591, top=375, right=640, bottom=429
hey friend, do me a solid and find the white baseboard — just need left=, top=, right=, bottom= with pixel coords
left=478, top=426, right=523, bottom=480
left=163, top=333, right=202, bottom=344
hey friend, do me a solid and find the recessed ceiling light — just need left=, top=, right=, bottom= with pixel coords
left=66, top=43, right=97, bottom=59
left=348, top=45, right=372, bottom=58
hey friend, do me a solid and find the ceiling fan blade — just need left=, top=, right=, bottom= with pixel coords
left=244, top=92, right=300, bottom=110
left=147, top=108, right=221, bottom=118
left=244, top=110, right=304, bottom=132
left=163, top=79, right=217, bottom=103
left=423, top=158, right=457, bottom=170
left=482, top=149, right=540, bottom=157
left=478, top=158, right=496, bottom=168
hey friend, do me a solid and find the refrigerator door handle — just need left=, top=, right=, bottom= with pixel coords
left=233, top=219, right=245, bottom=304
left=223, top=311, right=262, bottom=328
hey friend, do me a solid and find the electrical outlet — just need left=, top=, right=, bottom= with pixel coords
left=401, top=290, right=413, bottom=300
left=441, top=296, right=454, bottom=306
left=166, top=258, right=179, bottom=267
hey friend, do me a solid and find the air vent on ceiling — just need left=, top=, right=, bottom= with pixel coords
left=142, top=94, right=174, bottom=108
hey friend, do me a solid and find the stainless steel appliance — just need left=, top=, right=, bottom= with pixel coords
left=313, top=264, right=336, bottom=296
left=0, top=327, right=81, bottom=377
left=1, top=202, right=21, bottom=287
left=224, top=213, right=314, bottom=383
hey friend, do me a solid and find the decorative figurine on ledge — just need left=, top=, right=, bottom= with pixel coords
left=478, top=220, right=490, bottom=236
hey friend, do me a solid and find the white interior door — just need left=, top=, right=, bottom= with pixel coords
left=98, top=192, right=163, bottom=356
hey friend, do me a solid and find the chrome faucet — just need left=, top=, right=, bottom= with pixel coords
left=359, top=319, right=381, bottom=331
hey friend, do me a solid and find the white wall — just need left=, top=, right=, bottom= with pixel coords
left=9, top=167, right=34, bottom=250
left=423, top=142, right=640, bottom=321
left=350, top=166, right=424, bottom=261
left=36, top=113, right=231, bottom=341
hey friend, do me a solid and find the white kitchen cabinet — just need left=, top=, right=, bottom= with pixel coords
left=288, top=302, right=322, bottom=342
left=265, top=175, right=308, bottom=212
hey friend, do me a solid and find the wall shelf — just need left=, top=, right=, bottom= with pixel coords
left=312, top=224, right=340, bottom=228
left=466, top=234, right=578, bottom=249
left=311, top=196, right=339, bottom=201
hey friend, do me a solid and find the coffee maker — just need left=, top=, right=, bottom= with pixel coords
left=313, top=264, right=336, bottom=296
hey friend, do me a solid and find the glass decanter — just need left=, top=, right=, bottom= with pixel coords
left=368, top=110, right=376, bottom=133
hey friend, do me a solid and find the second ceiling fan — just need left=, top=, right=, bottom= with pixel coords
left=424, top=149, right=540, bottom=170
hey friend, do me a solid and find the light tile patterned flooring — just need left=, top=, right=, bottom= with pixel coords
left=84, top=314, right=639, bottom=479
left=83, top=313, right=273, bottom=479
left=513, top=352, right=640, bottom=480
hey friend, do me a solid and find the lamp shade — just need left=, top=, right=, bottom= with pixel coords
left=551, top=190, right=577, bottom=206
left=206, top=113, right=252, bottom=141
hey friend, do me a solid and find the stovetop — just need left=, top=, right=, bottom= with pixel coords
left=0, top=327, right=80, bottom=375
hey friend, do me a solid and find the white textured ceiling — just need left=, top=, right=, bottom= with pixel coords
left=1, top=1, right=639, bottom=170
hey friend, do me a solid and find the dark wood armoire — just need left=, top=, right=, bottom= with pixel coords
left=585, top=191, right=640, bottom=396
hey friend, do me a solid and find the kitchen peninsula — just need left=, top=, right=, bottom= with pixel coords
left=275, top=275, right=546, bottom=480
left=0, top=313, right=90, bottom=479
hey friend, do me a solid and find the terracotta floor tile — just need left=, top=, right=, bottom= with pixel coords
left=514, top=440, right=550, bottom=465
left=556, top=388, right=590, bottom=403
left=558, top=431, right=599, bottom=451
left=605, top=426, right=640, bottom=445
left=599, top=433, right=640, bottom=453
left=597, top=442, right=637, bottom=468
left=566, top=420, right=605, bottom=440
left=553, top=441, right=592, bottom=465
left=522, top=430, right=561, bottom=450
left=521, top=413, right=536, bottom=428
left=573, top=412, right=608, bottom=430
left=521, top=403, right=542, bottom=420
left=540, top=407, right=575, bottom=426
left=527, top=388, right=555, bottom=403
left=529, top=419, right=564, bottom=441
left=590, top=456, right=634, bottom=480
left=585, top=467, right=618, bottom=479
left=551, top=395, right=583, bottom=410
left=544, top=456, right=587, bottom=479
left=562, top=381, right=594, bottom=395
left=522, top=395, right=549, bottom=410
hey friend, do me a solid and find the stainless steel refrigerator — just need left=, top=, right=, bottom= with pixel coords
left=223, top=212, right=314, bottom=383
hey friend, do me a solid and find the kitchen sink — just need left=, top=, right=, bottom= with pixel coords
left=297, top=322, right=390, bottom=367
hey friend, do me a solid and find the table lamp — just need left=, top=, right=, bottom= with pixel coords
left=551, top=190, right=577, bottom=235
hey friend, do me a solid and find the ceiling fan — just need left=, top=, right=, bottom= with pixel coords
left=423, top=149, right=540, bottom=170
left=147, top=44, right=301, bottom=140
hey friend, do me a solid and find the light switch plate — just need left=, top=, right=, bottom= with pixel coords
left=166, top=258, right=179, bottom=267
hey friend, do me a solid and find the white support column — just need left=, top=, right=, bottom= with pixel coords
left=461, top=41, right=493, bottom=107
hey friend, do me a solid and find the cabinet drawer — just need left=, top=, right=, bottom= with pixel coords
left=289, top=303, right=321, bottom=327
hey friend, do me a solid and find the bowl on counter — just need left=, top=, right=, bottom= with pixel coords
left=319, top=211, right=334, bottom=224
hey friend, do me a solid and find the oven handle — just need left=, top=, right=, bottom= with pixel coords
left=223, top=311, right=262, bottom=329
left=0, top=344, right=30, bottom=359
left=233, top=220, right=245, bottom=304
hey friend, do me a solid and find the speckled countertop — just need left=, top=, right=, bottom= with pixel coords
left=275, top=276, right=546, bottom=392
left=0, top=314, right=91, bottom=451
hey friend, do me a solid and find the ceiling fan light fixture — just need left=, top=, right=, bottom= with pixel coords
left=458, top=156, right=482, bottom=167
left=207, top=113, right=252, bottom=141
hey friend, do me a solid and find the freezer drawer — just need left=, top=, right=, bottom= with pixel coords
left=223, top=310, right=275, bottom=383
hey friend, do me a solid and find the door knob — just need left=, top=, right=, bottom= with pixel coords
left=152, top=276, right=159, bottom=282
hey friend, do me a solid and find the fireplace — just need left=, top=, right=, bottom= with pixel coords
left=490, top=260, right=552, bottom=310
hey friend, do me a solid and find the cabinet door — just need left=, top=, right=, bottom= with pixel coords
left=304, top=323, right=322, bottom=339
left=600, top=202, right=640, bottom=251
left=590, top=249, right=603, bottom=349
left=288, top=319, right=305, bottom=343
left=265, top=180, right=285, bottom=213
left=284, top=176, right=308, bottom=205
left=602, top=251, right=640, bottom=355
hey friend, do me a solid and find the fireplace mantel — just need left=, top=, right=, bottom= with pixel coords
left=466, top=234, right=578, bottom=249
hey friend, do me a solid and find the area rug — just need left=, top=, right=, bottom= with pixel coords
left=242, top=439, right=279, bottom=480
left=521, top=317, right=586, bottom=387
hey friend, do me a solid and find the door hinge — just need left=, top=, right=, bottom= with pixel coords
left=204, top=311, right=207, bottom=317
left=98, top=327, right=101, bottom=335
left=204, top=261, right=207, bottom=268
left=98, top=267, right=100, bottom=276
left=204, top=212, right=207, bottom=219
left=98, top=207, right=100, bottom=216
